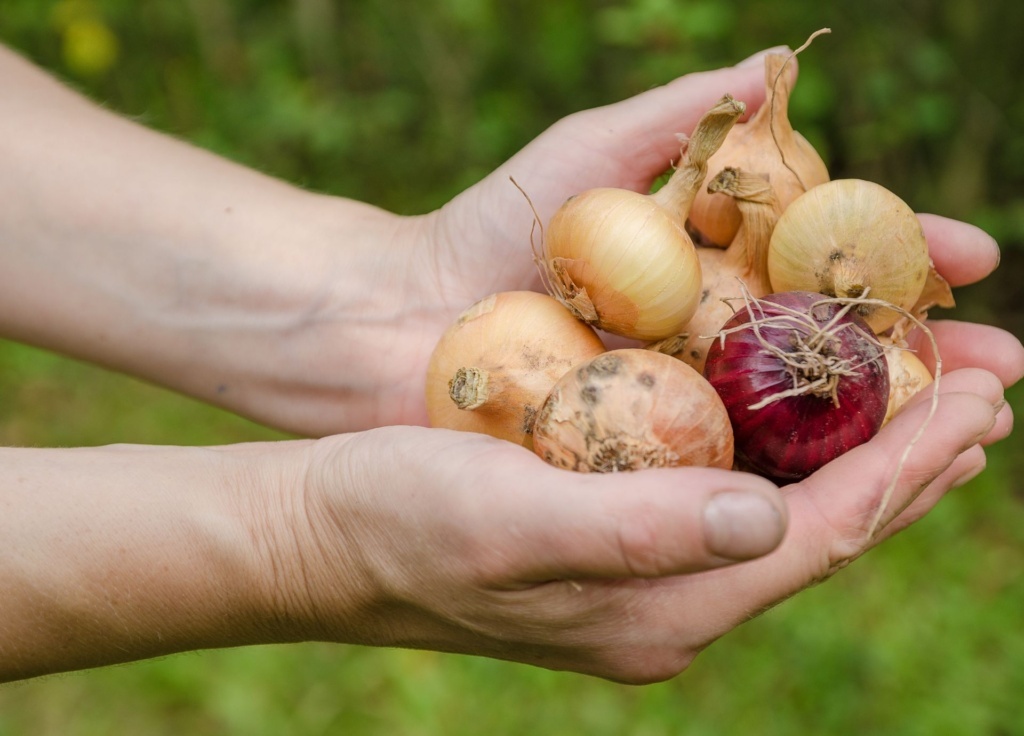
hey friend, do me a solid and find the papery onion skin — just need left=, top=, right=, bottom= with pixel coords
left=425, top=291, right=606, bottom=448
left=663, top=167, right=779, bottom=373
left=767, top=179, right=930, bottom=333
left=532, top=349, right=734, bottom=473
left=703, top=291, right=889, bottom=482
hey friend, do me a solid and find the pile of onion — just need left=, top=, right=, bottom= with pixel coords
left=423, top=35, right=957, bottom=486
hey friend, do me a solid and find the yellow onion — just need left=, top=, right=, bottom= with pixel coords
left=881, top=338, right=934, bottom=425
left=652, top=166, right=780, bottom=372
left=537, top=95, right=746, bottom=342
left=767, top=179, right=931, bottom=333
left=687, top=41, right=830, bottom=248
left=425, top=291, right=606, bottom=447
left=532, top=349, right=734, bottom=472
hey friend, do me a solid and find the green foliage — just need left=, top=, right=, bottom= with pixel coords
left=1, top=1, right=1022, bottom=733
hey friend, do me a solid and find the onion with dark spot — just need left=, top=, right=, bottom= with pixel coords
left=533, top=349, right=734, bottom=473
left=703, top=290, right=889, bottom=482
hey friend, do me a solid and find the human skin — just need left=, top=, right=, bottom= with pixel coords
left=0, top=44, right=1020, bottom=684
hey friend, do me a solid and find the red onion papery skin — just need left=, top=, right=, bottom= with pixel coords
left=703, top=291, right=890, bottom=482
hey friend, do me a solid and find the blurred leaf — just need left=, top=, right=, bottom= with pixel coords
left=913, top=91, right=956, bottom=138
left=61, top=18, right=118, bottom=77
left=50, top=0, right=119, bottom=78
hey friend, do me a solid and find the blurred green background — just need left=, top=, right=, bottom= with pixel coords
left=1, top=0, right=1022, bottom=734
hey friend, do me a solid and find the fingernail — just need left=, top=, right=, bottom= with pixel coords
left=736, top=45, right=792, bottom=68
left=703, top=491, right=786, bottom=560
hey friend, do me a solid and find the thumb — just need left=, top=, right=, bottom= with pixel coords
left=565, top=46, right=794, bottom=185
left=496, top=462, right=788, bottom=582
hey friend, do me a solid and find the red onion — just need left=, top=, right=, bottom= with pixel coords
left=703, top=290, right=889, bottom=482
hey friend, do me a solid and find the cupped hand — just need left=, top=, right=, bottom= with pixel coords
left=284, top=208, right=1021, bottom=683
left=287, top=341, right=1010, bottom=684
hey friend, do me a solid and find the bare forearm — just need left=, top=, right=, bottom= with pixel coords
left=0, top=45, right=424, bottom=434
left=0, top=441, right=329, bottom=682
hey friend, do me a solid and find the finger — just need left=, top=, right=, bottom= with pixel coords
left=895, top=367, right=1011, bottom=446
left=772, top=392, right=993, bottom=589
left=721, top=393, right=993, bottom=597
left=979, top=398, right=1016, bottom=447
left=870, top=443, right=987, bottom=544
left=650, top=392, right=997, bottom=634
left=991, top=399, right=1015, bottom=446
left=491, top=462, right=788, bottom=582
left=905, top=321, right=1024, bottom=388
left=919, top=214, right=1001, bottom=286
left=898, top=366, right=1002, bottom=410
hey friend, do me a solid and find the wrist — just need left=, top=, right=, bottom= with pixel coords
left=238, top=433, right=387, bottom=645
left=174, top=194, right=444, bottom=436
left=141, top=192, right=415, bottom=435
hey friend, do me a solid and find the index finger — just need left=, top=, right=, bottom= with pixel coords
left=919, top=214, right=1001, bottom=286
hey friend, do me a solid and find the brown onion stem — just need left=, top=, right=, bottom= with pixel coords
left=707, top=167, right=778, bottom=295
left=651, top=95, right=746, bottom=220
left=449, top=367, right=489, bottom=410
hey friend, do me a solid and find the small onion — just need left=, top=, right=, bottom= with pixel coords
left=687, top=43, right=831, bottom=248
left=532, top=349, right=734, bottom=473
left=881, top=338, right=934, bottom=425
left=703, top=290, right=889, bottom=482
left=538, top=96, right=746, bottom=341
left=767, top=179, right=931, bottom=333
left=425, top=291, right=606, bottom=447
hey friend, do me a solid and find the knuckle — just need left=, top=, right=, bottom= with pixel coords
left=614, top=505, right=676, bottom=578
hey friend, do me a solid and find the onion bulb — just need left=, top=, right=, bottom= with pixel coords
left=536, top=95, right=746, bottom=342
left=425, top=291, right=606, bottom=447
left=653, top=167, right=780, bottom=372
left=881, top=338, right=934, bottom=425
left=703, top=290, right=889, bottom=482
left=687, top=40, right=831, bottom=248
left=532, top=349, right=734, bottom=472
left=767, top=179, right=931, bottom=333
